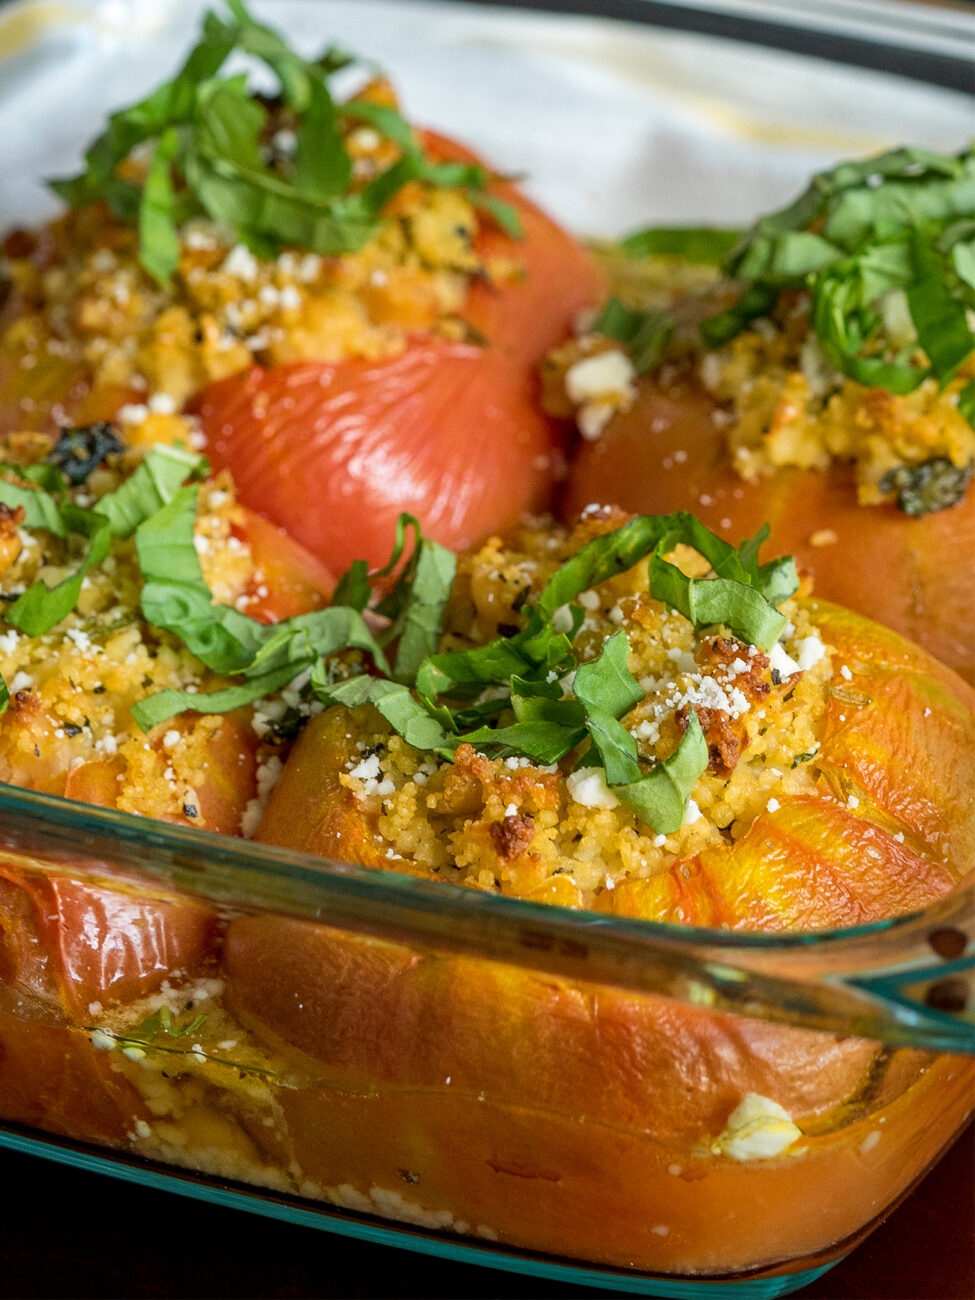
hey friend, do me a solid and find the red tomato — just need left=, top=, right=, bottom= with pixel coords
left=0, top=866, right=218, bottom=1014
left=196, top=132, right=604, bottom=572
left=234, top=504, right=335, bottom=621
left=198, top=343, right=563, bottom=574
left=563, top=380, right=975, bottom=682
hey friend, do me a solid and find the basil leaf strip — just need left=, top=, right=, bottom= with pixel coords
left=131, top=664, right=302, bottom=732
left=591, top=297, right=674, bottom=375
left=139, top=127, right=182, bottom=286
left=50, top=0, right=519, bottom=281
left=9, top=507, right=112, bottom=636
left=311, top=672, right=457, bottom=754
left=0, top=477, right=68, bottom=536
left=572, top=631, right=709, bottom=832
left=620, top=226, right=741, bottom=264
left=616, top=712, right=708, bottom=836
left=96, top=443, right=208, bottom=538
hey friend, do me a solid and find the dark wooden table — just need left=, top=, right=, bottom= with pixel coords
left=1, top=1124, right=970, bottom=1299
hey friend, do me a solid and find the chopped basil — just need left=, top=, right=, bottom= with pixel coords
left=125, top=1005, right=208, bottom=1044
left=591, top=296, right=674, bottom=375
left=619, top=226, right=741, bottom=264
left=0, top=476, right=68, bottom=536
left=305, top=514, right=789, bottom=832
left=51, top=0, right=518, bottom=283
left=310, top=672, right=456, bottom=754
left=9, top=507, right=112, bottom=637
left=130, top=484, right=391, bottom=727
left=879, top=457, right=974, bottom=517
left=692, top=146, right=975, bottom=423
left=97, top=443, right=208, bottom=538
left=615, top=711, right=708, bottom=835
left=0, top=672, right=8, bottom=716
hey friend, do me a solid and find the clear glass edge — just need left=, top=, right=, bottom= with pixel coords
left=0, top=1121, right=845, bottom=1298
left=6, top=782, right=974, bottom=1053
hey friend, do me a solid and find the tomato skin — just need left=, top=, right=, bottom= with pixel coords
left=420, top=130, right=605, bottom=365
left=0, top=864, right=218, bottom=1014
left=234, top=504, right=335, bottom=621
left=196, top=132, right=605, bottom=572
left=564, top=381, right=975, bottom=682
left=198, top=343, right=563, bottom=574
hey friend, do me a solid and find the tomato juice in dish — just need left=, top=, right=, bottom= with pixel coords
left=0, top=0, right=972, bottom=1289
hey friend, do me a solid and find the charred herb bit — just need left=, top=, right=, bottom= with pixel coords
left=791, top=750, right=818, bottom=769
left=46, top=423, right=125, bottom=485
left=879, top=457, right=974, bottom=517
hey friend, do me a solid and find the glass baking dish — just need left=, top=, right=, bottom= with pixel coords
left=0, top=783, right=971, bottom=1297
left=0, top=1, right=973, bottom=1295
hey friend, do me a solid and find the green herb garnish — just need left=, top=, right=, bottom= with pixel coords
left=590, top=297, right=675, bottom=375
left=305, top=512, right=795, bottom=833
left=619, top=225, right=741, bottom=264
left=123, top=499, right=794, bottom=832
left=125, top=1005, right=209, bottom=1044
left=699, top=145, right=975, bottom=417
left=51, top=0, right=518, bottom=284
left=0, top=443, right=208, bottom=637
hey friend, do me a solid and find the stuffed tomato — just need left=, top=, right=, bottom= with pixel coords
left=3, top=2, right=603, bottom=574
left=561, top=147, right=975, bottom=681
left=216, top=507, right=975, bottom=1276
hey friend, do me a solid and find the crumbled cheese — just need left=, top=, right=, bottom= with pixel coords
left=147, top=392, right=177, bottom=415
left=795, top=634, right=826, bottom=671
left=566, top=767, right=619, bottom=810
left=348, top=753, right=382, bottom=782
left=768, top=641, right=800, bottom=679
left=118, top=403, right=149, bottom=425
left=565, top=350, right=635, bottom=404
left=222, top=243, right=259, bottom=283
left=682, top=798, right=702, bottom=826
left=712, top=1093, right=802, bottom=1161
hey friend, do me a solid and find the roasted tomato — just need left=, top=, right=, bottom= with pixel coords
left=229, top=585, right=975, bottom=1276
left=196, top=134, right=604, bottom=572
left=0, top=857, right=219, bottom=1143
left=564, top=381, right=975, bottom=682
left=234, top=503, right=334, bottom=622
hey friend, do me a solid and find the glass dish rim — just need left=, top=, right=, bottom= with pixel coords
left=5, top=782, right=973, bottom=1054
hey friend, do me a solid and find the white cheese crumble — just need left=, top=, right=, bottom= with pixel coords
left=566, top=767, right=619, bottom=810
left=795, top=634, right=826, bottom=671
left=222, top=243, right=259, bottom=283
left=565, top=349, right=637, bottom=440
left=712, top=1093, right=802, bottom=1161
left=565, top=350, right=635, bottom=403
left=682, top=798, right=702, bottom=827
left=768, top=641, right=800, bottom=679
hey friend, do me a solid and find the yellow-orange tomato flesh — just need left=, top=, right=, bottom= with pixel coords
left=564, top=380, right=975, bottom=681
